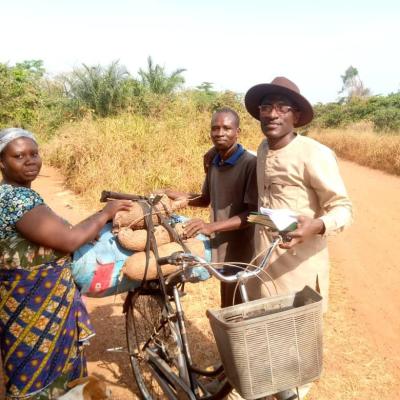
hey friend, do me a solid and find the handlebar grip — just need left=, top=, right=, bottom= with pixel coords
left=157, top=256, right=174, bottom=266
left=157, top=251, right=185, bottom=266
left=100, top=190, right=146, bottom=202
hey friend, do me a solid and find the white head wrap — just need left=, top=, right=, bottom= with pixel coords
left=0, top=128, right=37, bottom=154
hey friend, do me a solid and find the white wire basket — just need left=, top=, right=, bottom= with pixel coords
left=207, top=286, right=323, bottom=399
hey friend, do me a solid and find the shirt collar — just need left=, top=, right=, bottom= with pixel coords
left=212, top=144, right=245, bottom=167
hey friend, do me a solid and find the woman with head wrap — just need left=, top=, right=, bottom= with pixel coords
left=0, top=128, right=132, bottom=399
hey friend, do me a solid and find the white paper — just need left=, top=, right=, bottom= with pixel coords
left=259, top=208, right=298, bottom=231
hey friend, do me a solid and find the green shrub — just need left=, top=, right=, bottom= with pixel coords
left=313, top=94, right=400, bottom=134
left=371, top=108, right=400, bottom=132
left=313, top=103, right=348, bottom=128
left=0, top=60, right=45, bottom=128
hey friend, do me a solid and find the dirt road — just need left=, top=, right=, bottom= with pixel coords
left=328, top=161, right=400, bottom=368
left=318, top=160, right=400, bottom=399
left=1, top=159, right=399, bottom=399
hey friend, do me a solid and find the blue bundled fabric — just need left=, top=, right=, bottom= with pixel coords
left=72, top=223, right=139, bottom=297
left=72, top=217, right=211, bottom=297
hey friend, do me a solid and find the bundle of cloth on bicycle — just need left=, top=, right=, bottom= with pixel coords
left=71, top=195, right=211, bottom=297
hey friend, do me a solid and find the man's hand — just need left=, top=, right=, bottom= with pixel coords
left=279, top=216, right=325, bottom=250
left=156, top=189, right=188, bottom=201
left=183, top=218, right=215, bottom=237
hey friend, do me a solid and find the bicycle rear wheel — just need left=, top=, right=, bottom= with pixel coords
left=126, top=288, right=185, bottom=400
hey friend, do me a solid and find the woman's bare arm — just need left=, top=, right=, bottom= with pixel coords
left=16, top=200, right=132, bottom=253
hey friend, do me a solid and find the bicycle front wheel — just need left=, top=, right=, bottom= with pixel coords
left=126, top=288, right=186, bottom=400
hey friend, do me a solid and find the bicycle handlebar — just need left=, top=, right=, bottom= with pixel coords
left=100, top=191, right=166, bottom=209
left=100, top=189, right=283, bottom=284
left=160, top=236, right=282, bottom=284
left=157, top=253, right=183, bottom=266
left=100, top=190, right=148, bottom=202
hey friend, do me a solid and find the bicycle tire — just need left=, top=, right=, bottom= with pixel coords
left=126, top=289, right=186, bottom=400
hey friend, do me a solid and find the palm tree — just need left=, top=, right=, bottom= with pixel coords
left=138, top=56, right=186, bottom=95
left=65, top=61, right=133, bottom=117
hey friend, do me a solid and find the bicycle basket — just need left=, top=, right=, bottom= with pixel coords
left=206, top=286, right=323, bottom=399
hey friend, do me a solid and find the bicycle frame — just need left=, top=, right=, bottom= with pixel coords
left=126, top=236, right=283, bottom=400
left=125, top=281, right=228, bottom=400
left=110, top=191, right=283, bottom=399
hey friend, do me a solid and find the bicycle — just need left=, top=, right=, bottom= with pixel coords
left=123, top=235, right=283, bottom=400
left=101, top=190, right=235, bottom=399
left=100, top=191, right=322, bottom=400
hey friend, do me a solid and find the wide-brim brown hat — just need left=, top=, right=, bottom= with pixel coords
left=244, top=76, right=314, bottom=127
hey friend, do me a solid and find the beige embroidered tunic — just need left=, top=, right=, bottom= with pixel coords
left=248, top=134, right=352, bottom=311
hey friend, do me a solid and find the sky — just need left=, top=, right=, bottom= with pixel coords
left=1, top=0, right=400, bottom=104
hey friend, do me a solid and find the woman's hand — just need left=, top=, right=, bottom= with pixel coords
left=101, top=199, right=133, bottom=220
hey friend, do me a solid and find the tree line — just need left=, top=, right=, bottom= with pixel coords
left=0, top=58, right=242, bottom=136
left=313, top=66, right=400, bottom=132
left=1, top=60, right=399, bottom=134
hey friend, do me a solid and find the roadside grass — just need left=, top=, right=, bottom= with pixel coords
left=42, top=112, right=400, bottom=214
left=41, top=104, right=260, bottom=210
left=310, top=122, right=400, bottom=176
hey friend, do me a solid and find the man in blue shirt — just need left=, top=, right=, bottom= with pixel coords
left=165, top=107, right=258, bottom=307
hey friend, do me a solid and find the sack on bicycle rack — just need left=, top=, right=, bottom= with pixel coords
left=117, top=223, right=185, bottom=252
left=122, top=238, right=205, bottom=281
left=113, top=195, right=187, bottom=230
left=207, top=286, right=323, bottom=400
left=72, top=223, right=140, bottom=297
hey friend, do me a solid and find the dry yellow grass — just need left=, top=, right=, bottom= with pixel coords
left=42, top=111, right=400, bottom=213
left=310, top=123, right=400, bottom=176
left=41, top=106, right=261, bottom=210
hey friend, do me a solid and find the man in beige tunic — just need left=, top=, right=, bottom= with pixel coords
left=244, top=77, right=352, bottom=316
left=243, top=78, right=352, bottom=400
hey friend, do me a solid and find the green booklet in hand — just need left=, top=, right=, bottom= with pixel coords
left=247, top=208, right=298, bottom=232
